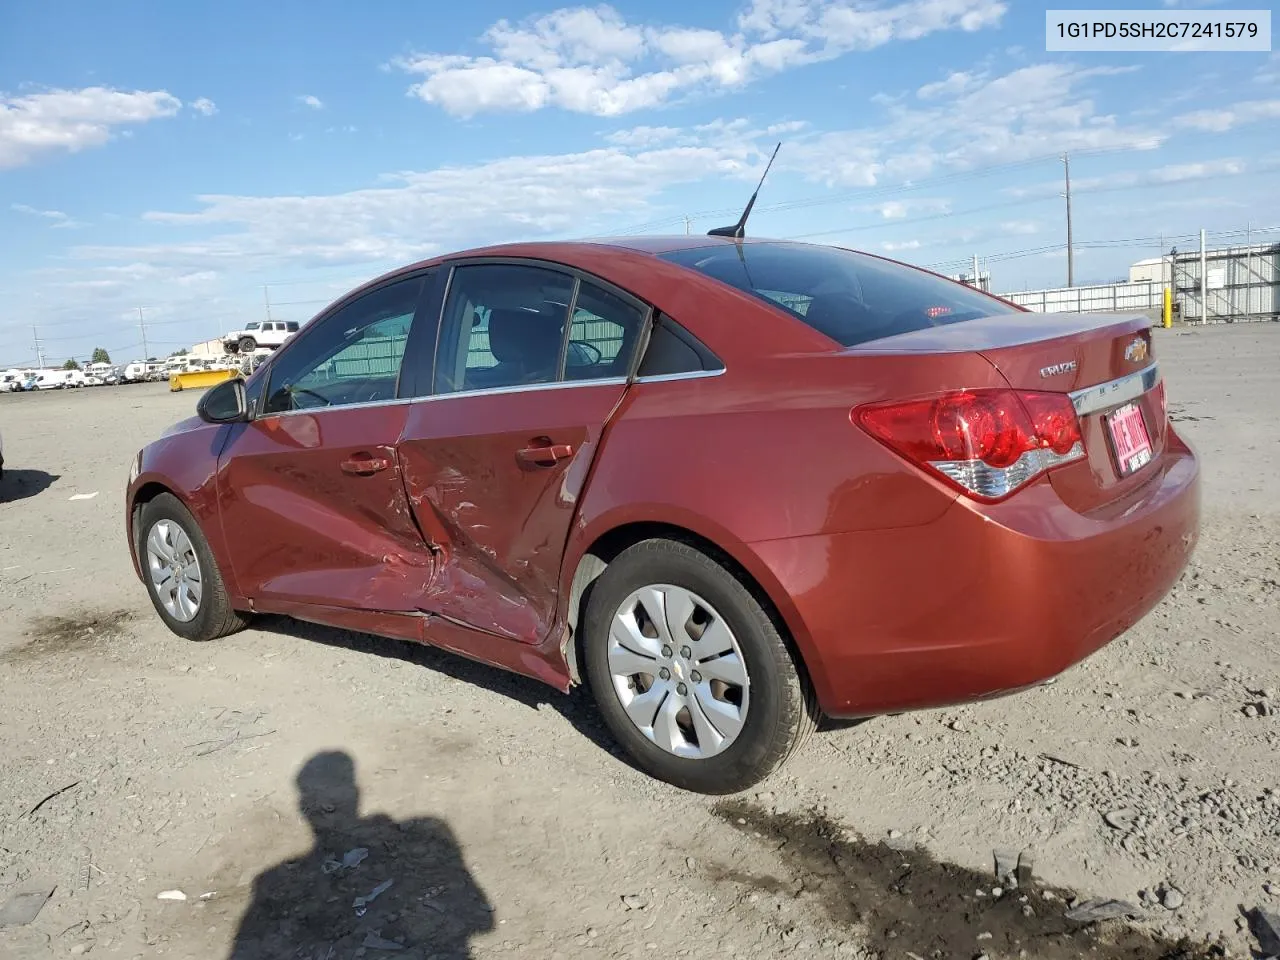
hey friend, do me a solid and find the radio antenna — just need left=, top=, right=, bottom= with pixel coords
left=707, top=142, right=781, bottom=239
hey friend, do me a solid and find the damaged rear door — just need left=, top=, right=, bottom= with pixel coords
left=218, top=272, right=440, bottom=612
left=397, top=260, right=649, bottom=644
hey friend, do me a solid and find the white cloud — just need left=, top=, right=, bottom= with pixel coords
left=0, top=86, right=182, bottom=169
left=782, top=64, right=1159, bottom=188
left=64, top=60, right=1163, bottom=283
left=998, top=219, right=1040, bottom=235
left=739, top=0, right=1006, bottom=42
left=917, top=70, right=984, bottom=100
left=298, top=94, right=325, bottom=110
left=489, top=5, right=645, bottom=67
left=191, top=97, right=218, bottom=116
left=604, top=125, right=682, bottom=147
left=12, top=203, right=81, bottom=228
left=71, top=140, right=769, bottom=276
left=880, top=239, right=921, bottom=251
left=1174, top=99, right=1280, bottom=132
left=1006, top=157, right=1249, bottom=199
left=395, top=1, right=1008, bottom=117
left=870, top=197, right=951, bottom=219
left=605, top=117, right=804, bottom=149
left=1150, top=159, right=1246, bottom=181
left=1258, top=54, right=1279, bottom=85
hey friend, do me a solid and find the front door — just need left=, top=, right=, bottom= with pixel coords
left=218, top=274, right=437, bottom=611
left=397, top=262, right=648, bottom=644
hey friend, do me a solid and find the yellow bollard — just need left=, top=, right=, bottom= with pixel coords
left=1162, top=287, right=1172, bottom=328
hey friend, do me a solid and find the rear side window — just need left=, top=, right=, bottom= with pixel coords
left=564, top=281, right=646, bottom=381
left=660, top=242, right=1016, bottom=347
left=636, top=316, right=723, bottom=377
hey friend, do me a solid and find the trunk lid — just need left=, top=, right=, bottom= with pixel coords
left=853, top=312, right=1164, bottom=511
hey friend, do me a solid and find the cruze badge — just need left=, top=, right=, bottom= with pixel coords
left=1125, top=338, right=1149, bottom=363
left=1039, top=360, right=1078, bottom=378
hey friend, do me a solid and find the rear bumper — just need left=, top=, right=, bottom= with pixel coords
left=752, top=429, right=1200, bottom=718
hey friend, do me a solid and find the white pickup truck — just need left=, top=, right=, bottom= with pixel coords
left=221, top=320, right=299, bottom=354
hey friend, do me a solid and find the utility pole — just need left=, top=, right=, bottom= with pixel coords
left=972, top=253, right=980, bottom=289
left=1199, top=228, right=1208, bottom=324
left=264, top=285, right=273, bottom=321
left=1062, top=153, right=1074, bottom=288
left=32, top=324, right=45, bottom=368
left=138, top=306, right=150, bottom=360
left=683, top=216, right=692, bottom=236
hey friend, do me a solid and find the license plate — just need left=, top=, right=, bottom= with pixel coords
left=1108, top=402, right=1153, bottom=475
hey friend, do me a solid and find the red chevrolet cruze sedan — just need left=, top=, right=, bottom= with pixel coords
left=126, top=237, right=1199, bottom=793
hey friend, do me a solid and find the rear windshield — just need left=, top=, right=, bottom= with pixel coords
left=660, top=242, right=1017, bottom=347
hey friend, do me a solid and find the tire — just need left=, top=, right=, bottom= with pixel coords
left=136, top=493, right=249, bottom=642
left=582, top=538, right=818, bottom=794
left=238, top=337, right=257, bottom=354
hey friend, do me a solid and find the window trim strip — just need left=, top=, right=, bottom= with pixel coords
left=632, top=368, right=726, bottom=385
left=412, top=376, right=630, bottom=405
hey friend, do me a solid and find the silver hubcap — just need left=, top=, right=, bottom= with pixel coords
left=608, top=585, right=750, bottom=759
left=145, top=520, right=203, bottom=623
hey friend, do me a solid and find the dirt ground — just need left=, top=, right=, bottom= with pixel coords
left=1, top=324, right=1277, bottom=960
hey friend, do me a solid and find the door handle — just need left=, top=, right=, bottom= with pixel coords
left=340, top=455, right=392, bottom=476
left=516, top=443, right=574, bottom=466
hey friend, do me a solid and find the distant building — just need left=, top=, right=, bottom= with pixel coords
left=187, top=338, right=227, bottom=358
left=1128, top=257, right=1172, bottom=286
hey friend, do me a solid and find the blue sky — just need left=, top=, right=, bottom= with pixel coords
left=1, top=0, right=1276, bottom=367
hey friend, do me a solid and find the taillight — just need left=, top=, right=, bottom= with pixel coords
left=854, top=389, right=1085, bottom=501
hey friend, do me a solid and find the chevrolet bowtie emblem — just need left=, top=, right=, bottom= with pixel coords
left=1124, top=338, right=1149, bottom=363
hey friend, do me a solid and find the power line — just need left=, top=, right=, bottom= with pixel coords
left=921, top=223, right=1278, bottom=272
left=782, top=164, right=1280, bottom=243
left=605, top=143, right=1171, bottom=235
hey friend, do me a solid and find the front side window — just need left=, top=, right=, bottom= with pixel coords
left=660, top=242, right=1017, bottom=347
left=435, top=264, right=574, bottom=393
left=262, top=276, right=423, bottom=415
left=245, top=322, right=261, bottom=332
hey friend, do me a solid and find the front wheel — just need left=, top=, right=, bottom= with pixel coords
left=583, top=538, right=817, bottom=794
left=137, top=493, right=249, bottom=642
left=238, top=337, right=257, bottom=354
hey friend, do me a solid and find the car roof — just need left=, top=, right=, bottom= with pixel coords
left=341, top=235, right=803, bottom=307
left=444, top=234, right=773, bottom=260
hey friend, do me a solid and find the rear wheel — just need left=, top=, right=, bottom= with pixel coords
left=583, top=538, right=817, bottom=794
left=238, top=336, right=257, bottom=354
left=137, top=493, right=248, bottom=642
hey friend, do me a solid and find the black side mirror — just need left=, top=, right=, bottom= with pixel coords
left=197, top=378, right=248, bottom=424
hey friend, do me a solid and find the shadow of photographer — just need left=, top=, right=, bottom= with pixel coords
left=229, top=750, right=493, bottom=960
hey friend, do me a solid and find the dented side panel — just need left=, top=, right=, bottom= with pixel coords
left=397, top=383, right=627, bottom=645
left=217, top=405, right=435, bottom=610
